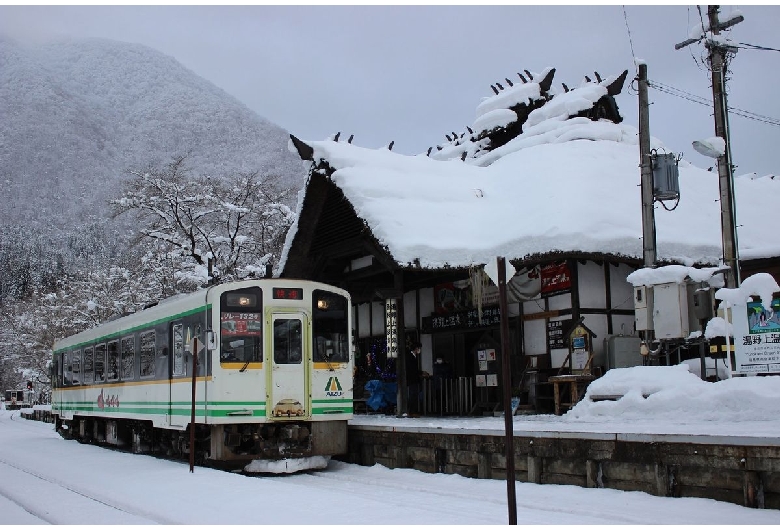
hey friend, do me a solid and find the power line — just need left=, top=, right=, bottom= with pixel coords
left=736, top=42, right=780, bottom=53
left=647, top=79, right=780, bottom=128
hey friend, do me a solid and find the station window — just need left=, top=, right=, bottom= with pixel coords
left=312, top=290, right=350, bottom=363
left=94, top=343, right=106, bottom=383
left=140, top=331, right=156, bottom=378
left=106, top=341, right=119, bottom=381
left=121, top=336, right=135, bottom=380
left=83, top=346, right=94, bottom=385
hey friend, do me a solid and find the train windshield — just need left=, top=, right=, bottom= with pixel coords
left=220, top=287, right=263, bottom=364
left=312, top=289, right=350, bottom=363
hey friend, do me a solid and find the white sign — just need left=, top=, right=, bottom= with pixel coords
left=732, top=298, right=780, bottom=374
left=385, top=299, right=399, bottom=359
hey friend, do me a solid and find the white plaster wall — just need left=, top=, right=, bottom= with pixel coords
left=548, top=292, right=572, bottom=311
left=371, top=301, right=384, bottom=336
left=357, top=303, right=371, bottom=338
left=419, top=287, right=435, bottom=322
left=578, top=261, right=606, bottom=308
left=403, top=290, right=417, bottom=328
left=612, top=314, right=637, bottom=337
left=582, top=313, right=609, bottom=366
left=523, top=318, right=547, bottom=355
left=610, top=262, right=637, bottom=310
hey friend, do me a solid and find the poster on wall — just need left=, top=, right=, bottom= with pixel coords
left=732, top=298, right=780, bottom=374
left=540, top=261, right=572, bottom=297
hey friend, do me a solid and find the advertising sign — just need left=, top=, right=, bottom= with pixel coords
left=541, top=261, right=572, bottom=297
left=732, top=298, right=780, bottom=374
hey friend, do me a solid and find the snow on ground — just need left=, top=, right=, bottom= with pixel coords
left=351, top=366, right=780, bottom=439
left=2, top=394, right=779, bottom=525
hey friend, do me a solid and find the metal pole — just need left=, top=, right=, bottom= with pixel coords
left=189, top=338, right=198, bottom=473
left=498, top=257, right=517, bottom=525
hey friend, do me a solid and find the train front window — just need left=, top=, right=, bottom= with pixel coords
left=312, top=290, right=349, bottom=363
left=220, top=287, right=262, bottom=366
left=274, top=318, right=302, bottom=364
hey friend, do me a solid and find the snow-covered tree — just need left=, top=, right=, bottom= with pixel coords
left=111, top=155, right=294, bottom=286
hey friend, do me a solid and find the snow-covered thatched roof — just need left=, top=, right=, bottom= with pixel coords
left=280, top=67, right=779, bottom=273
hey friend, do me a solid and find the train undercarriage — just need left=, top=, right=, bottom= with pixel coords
left=54, top=416, right=345, bottom=471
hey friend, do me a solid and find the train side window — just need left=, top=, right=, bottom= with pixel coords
left=140, top=331, right=156, bottom=378
left=312, top=290, right=350, bottom=363
left=83, top=346, right=94, bottom=385
left=72, top=350, right=81, bottom=385
left=94, top=343, right=106, bottom=383
left=106, top=341, right=119, bottom=381
left=63, top=351, right=71, bottom=386
left=120, top=336, right=135, bottom=381
left=172, top=324, right=185, bottom=377
left=273, top=319, right=302, bottom=364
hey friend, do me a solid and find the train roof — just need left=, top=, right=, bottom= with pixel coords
left=52, top=278, right=350, bottom=353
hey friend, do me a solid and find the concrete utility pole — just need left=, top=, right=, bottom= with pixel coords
left=637, top=62, right=657, bottom=270
left=637, top=62, right=656, bottom=349
left=675, top=5, right=743, bottom=288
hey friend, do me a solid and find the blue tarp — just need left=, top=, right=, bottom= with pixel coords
left=365, top=380, right=397, bottom=411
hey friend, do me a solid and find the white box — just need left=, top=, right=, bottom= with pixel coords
left=653, top=282, right=689, bottom=339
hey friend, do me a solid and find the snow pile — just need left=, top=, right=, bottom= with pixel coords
left=568, top=365, right=780, bottom=422
left=243, top=455, right=330, bottom=474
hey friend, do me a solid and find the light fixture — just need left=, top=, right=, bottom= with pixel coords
left=317, top=299, right=330, bottom=310
left=692, top=137, right=725, bottom=159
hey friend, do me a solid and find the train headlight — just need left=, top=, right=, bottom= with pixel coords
left=317, top=299, right=329, bottom=310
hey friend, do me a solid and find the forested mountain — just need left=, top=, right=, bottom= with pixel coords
left=0, top=36, right=307, bottom=388
left=0, top=35, right=306, bottom=228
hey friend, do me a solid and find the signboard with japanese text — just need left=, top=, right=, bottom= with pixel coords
left=423, top=306, right=501, bottom=333
left=385, top=299, right=399, bottom=359
left=732, top=298, right=780, bottom=374
left=541, top=261, right=572, bottom=297
left=220, top=312, right=262, bottom=336
left=547, top=319, right=572, bottom=350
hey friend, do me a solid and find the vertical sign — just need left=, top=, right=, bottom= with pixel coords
left=732, top=298, right=780, bottom=374
left=385, top=299, right=399, bottom=359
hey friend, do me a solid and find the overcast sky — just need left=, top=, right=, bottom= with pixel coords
left=2, top=4, right=779, bottom=177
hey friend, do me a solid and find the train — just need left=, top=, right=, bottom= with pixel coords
left=50, top=279, right=354, bottom=471
left=3, top=389, right=31, bottom=410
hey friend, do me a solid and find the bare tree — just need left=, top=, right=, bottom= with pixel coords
left=112, top=155, right=294, bottom=286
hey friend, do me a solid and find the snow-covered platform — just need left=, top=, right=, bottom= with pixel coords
left=344, top=367, right=780, bottom=510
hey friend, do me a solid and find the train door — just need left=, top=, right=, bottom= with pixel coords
left=169, top=322, right=186, bottom=427
left=267, top=311, right=310, bottom=419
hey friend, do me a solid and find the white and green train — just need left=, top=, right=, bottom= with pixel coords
left=50, top=279, right=354, bottom=469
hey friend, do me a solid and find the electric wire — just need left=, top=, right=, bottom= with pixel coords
left=647, top=80, right=780, bottom=128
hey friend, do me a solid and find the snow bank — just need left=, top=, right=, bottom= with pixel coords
left=568, top=365, right=780, bottom=422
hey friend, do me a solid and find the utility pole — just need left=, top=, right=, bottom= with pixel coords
left=638, top=62, right=657, bottom=270
left=675, top=5, right=743, bottom=288
left=637, top=62, right=656, bottom=349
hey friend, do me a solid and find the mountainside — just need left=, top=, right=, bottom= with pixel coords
left=0, top=35, right=307, bottom=228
